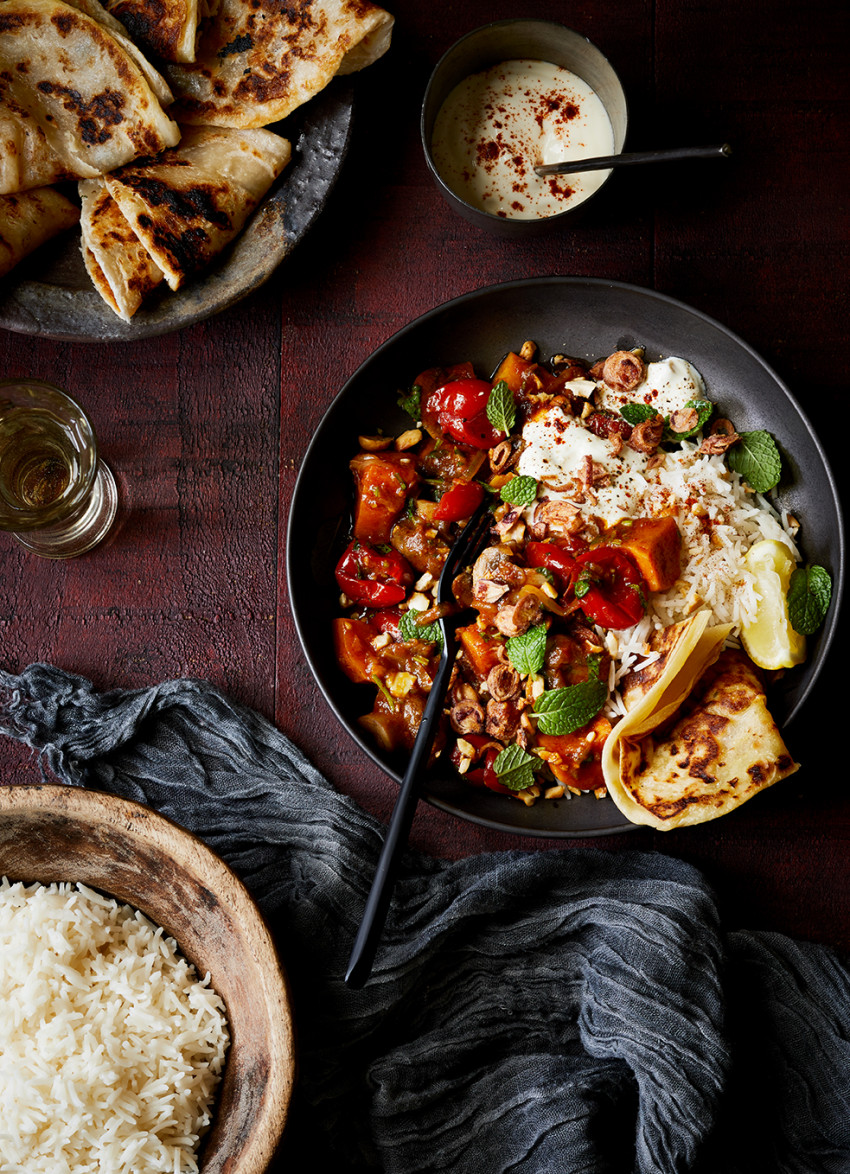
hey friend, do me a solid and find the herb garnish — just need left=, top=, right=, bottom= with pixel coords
left=486, top=381, right=516, bottom=436
left=500, top=474, right=538, bottom=507
left=787, top=565, right=832, bottom=636
left=493, top=744, right=539, bottom=791
left=399, top=609, right=444, bottom=648
left=398, top=384, right=422, bottom=422
left=505, top=623, right=547, bottom=675
left=532, top=677, right=607, bottom=736
left=727, top=430, right=782, bottom=493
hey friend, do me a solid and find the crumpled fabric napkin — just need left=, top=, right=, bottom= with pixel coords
left=1, top=663, right=848, bottom=1174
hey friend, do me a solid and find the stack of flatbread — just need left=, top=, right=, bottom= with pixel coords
left=602, top=611, right=799, bottom=829
left=0, top=0, right=393, bottom=318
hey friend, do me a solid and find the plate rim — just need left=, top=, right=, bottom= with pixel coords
left=288, top=274, right=845, bottom=838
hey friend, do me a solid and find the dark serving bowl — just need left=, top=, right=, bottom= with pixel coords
left=287, top=277, right=844, bottom=838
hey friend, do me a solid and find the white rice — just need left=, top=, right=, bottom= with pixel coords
left=599, top=442, right=800, bottom=717
left=0, top=878, right=230, bottom=1174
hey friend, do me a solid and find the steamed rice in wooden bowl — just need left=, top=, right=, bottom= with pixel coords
left=0, top=784, right=295, bottom=1174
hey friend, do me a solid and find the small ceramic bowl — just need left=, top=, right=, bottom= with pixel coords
left=421, top=19, right=627, bottom=237
left=0, top=784, right=296, bottom=1174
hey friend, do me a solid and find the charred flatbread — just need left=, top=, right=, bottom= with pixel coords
left=0, top=0, right=179, bottom=193
left=165, top=0, right=393, bottom=128
left=79, top=177, right=164, bottom=318
left=104, top=0, right=200, bottom=65
left=103, top=124, right=291, bottom=290
left=0, top=185, right=80, bottom=276
left=604, top=642, right=798, bottom=830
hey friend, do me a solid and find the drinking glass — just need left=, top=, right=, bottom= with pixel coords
left=0, top=379, right=118, bottom=558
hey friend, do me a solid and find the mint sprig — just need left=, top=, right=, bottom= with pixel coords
left=399, top=609, right=443, bottom=648
left=787, top=565, right=832, bottom=636
left=505, top=623, right=547, bottom=675
left=398, top=384, right=422, bottom=422
left=486, top=381, right=516, bottom=436
left=500, top=475, right=538, bottom=507
left=727, top=430, right=782, bottom=493
left=532, top=678, right=607, bottom=736
left=493, top=744, right=539, bottom=791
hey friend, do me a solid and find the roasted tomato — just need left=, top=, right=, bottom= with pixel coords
left=571, top=547, right=646, bottom=629
left=335, top=540, right=414, bottom=608
left=421, top=377, right=503, bottom=450
left=525, top=540, right=578, bottom=589
left=434, top=479, right=486, bottom=522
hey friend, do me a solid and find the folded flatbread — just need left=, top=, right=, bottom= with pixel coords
left=104, top=0, right=200, bottom=64
left=103, top=124, right=291, bottom=291
left=79, top=178, right=164, bottom=318
left=0, top=0, right=180, bottom=194
left=603, top=616, right=798, bottom=829
left=0, top=186, right=80, bottom=277
left=165, top=0, right=393, bottom=128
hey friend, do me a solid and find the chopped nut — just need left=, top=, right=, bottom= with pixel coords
left=456, top=738, right=476, bottom=758
left=371, top=633, right=391, bottom=650
left=415, top=571, right=435, bottom=591
left=519, top=339, right=537, bottom=361
left=387, top=671, right=416, bottom=697
left=544, top=785, right=566, bottom=800
left=407, top=592, right=430, bottom=612
left=357, top=434, right=393, bottom=451
left=395, top=428, right=422, bottom=451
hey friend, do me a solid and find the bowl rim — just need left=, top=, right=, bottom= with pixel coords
left=0, top=782, right=297, bottom=1174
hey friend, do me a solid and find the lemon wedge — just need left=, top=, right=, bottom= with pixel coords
left=741, top=539, right=806, bottom=670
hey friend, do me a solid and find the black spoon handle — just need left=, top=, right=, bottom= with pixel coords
left=534, top=142, right=732, bottom=176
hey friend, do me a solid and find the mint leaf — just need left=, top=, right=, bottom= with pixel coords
left=500, top=475, right=538, bottom=507
left=664, top=398, right=714, bottom=441
left=486, top=381, right=516, bottom=436
left=787, top=565, right=832, bottom=636
left=493, top=744, right=539, bottom=791
left=727, top=430, right=782, bottom=493
left=620, top=402, right=658, bottom=425
left=399, top=609, right=443, bottom=648
left=398, top=384, right=422, bottom=422
left=532, top=679, right=607, bottom=736
left=506, top=623, right=547, bottom=675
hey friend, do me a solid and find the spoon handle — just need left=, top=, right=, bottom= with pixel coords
left=534, top=142, right=732, bottom=177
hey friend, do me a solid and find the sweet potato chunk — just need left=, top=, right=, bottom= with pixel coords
left=351, top=451, right=419, bottom=545
left=457, top=623, right=505, bottom=680
left=606, top=516, right=682, bottom=592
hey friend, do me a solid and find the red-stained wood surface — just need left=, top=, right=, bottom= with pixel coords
left=1, top=0, right=848, bottom=994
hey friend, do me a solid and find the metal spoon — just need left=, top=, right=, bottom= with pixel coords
left=534, top=142, right=732, bottom=177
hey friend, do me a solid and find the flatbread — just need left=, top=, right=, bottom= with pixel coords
left=610, top=650, right=799, bottom=830
left=165, top=0, right=393, bottom=128
left=104, top=0, right=200, bottom=64
left=104, top=124, right=291, bottom=290
left=0, top=0, right=180, bottom=193
left=0, top=185, right=80, bottom=276
left=79, top=177, right=164, bottom=318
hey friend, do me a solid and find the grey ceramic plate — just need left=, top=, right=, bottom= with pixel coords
left=287, top=277, right=844, bottom=838
left=0, top=80, right=354, bottom=342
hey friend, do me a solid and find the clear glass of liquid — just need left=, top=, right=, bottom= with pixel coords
left=0, top=380, right=118, bottom=558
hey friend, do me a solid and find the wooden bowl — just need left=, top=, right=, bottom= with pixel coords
left=0, top=784, right=296, bottom=1174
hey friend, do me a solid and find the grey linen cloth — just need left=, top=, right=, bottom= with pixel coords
left=1, top=663, right=848, bottom=1174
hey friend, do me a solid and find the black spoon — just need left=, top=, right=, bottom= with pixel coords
left=534, top=142, right=732, bottom=177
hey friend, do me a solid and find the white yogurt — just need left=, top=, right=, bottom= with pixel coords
left=430, top=59, right=615, bottom=220
left=518, top=403, right=650, bottom=526
left=597, top=358, right=708, bottom=416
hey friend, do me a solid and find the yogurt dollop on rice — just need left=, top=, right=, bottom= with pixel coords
left=517, top=356, right=799, bottom=695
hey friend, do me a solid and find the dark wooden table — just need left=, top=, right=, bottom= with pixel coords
left=1, top=0, right=847, bottom=995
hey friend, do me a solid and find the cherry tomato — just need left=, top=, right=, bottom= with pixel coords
left=525, top=541, right=577, bottom=589
left=434, top=480, right=486, bottom=522
left=335, top=540, right=414, bottom=608
left=571, top=546, right=646, bottom=630
left=422, top=378, right=503, bottom=450
left=371, top=608, right=401, bottom=637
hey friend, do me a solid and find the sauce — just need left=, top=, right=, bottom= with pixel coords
left=430, top=59, right=615, bottom=220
